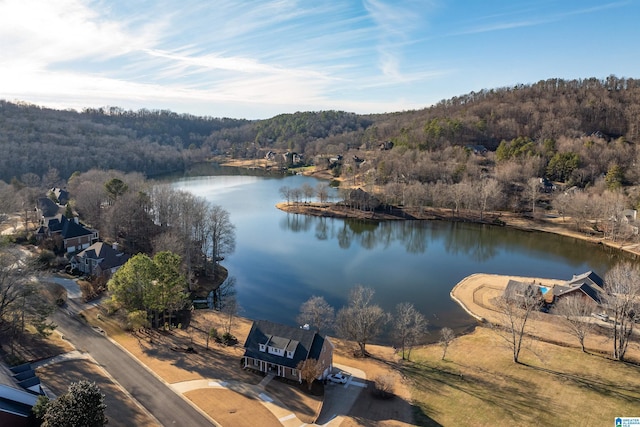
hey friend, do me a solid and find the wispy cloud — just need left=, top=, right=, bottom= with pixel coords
left=1, top=0, right=634, bottom=118
left=454, top=1, right=629, bottom=36
left=362, top=0, right=436, bottom=80
left=0, top=0, right=159, bottom=64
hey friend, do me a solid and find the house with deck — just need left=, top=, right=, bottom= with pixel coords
left=242, top=320, right=333, bottom=382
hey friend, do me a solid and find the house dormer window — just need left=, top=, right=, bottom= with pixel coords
left=259, top=344, right=266, bottom=352
left=268, top=347, right=284, bottom=356
left=286, top=351, right=294, bottom=359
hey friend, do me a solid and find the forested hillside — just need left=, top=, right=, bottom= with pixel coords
left=3, top=76, right=640, bottom=237
left=203, top=76, right=640, bottom=157
left=0, top=101, right=249, bottom=183
left=2, top=76, right=639, bottom=184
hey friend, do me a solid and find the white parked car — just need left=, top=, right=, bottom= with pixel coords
left=327, top=372, right=348, bottom=384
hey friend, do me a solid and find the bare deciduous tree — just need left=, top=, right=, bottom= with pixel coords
left=393, top=302, right=428, bottom=360
left=439, top=327, right=455, bottom=360
left=554, top=295, right=596, bottom=352
left=205, top=204, right=236, bottom=278
left=279, top=186, right=292, bottom=205
left=220, top=294, right=238, bottom=342
left=604, top=263, right=640, bottom=361
left=336, top=285, right=389, bottom=357
left=297, top=295, right=335, bottom=333
left=0, top=246, right=56, bottom=352
left=526, top=177, right=540, bottom=215
left=296, top=358, right=324, bottom=390
left=301, top=183, right=314, bottom=203
left=291, top=187, right=302, bottom=204
left=493, top=282, right=542, bottom=363
left=477, top=178, right=503, bottom=220
left=316, top=183, right=330, bottom=205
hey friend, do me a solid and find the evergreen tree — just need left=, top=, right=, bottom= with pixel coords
left=42, top=380, right=107, bottom=427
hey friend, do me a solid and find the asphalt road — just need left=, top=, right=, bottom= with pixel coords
left=52, top=308, right=215, bottom=427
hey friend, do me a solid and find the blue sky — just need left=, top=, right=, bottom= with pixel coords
left=1, top=0, right=638, bottom=119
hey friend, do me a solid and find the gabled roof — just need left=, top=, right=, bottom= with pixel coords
left=77, top=242, right=113, bottom=260
left=0, top=364, right=39, bottom=419
left=74, top=242, right=130, bottom=272
left=243, top=320, right=326, bottom=369
left=567, top=271, right=605, bottom=292
left=554, top=283, right=602, bottom=304
left=36, top=197, right=60, bottom=218
left=504, top=280, right=540, bottom=301
left=43, top=214, right=65, bottom=233
left=61, top=217, right=93, bottom=239
left=51, top=187, right=69, bottom=205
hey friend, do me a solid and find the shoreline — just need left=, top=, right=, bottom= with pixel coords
left=276, top=201, right=640, bottom=258
left=449, top=272, right=640, bottom=362
left=218, top=159, right=640, bottom=258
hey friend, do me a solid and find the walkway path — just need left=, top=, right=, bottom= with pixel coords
left=172, top=376, right=306, bottom=427
left=171, top=363, right=366, bottom=427
left=31, top=349, right=91, bottom=369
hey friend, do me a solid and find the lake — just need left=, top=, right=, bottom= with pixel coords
left=172, top=167, right=626, bottom=341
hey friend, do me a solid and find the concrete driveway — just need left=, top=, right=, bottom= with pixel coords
left=41, top=274, right=82, bottom=299
left=316, top=363, right=367, bottom=426
left=169, top=362, right=367, bottom=427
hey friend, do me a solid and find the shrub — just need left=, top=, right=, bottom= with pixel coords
left=372, top=374, right=396, bottom=399
left=222, top=332, right=237, bottom=346
left=35, top=250, right=56, bottom=269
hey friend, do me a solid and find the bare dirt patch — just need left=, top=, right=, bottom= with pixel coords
left=86, top=307, right=259, bottom=385
left=36, top=358, right=159, bottom=427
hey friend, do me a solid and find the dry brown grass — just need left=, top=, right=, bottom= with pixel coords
left=87, top=279, right=640, bottom=427
left=36, top=359, right=159, bottom=427
left=1, top=328, right=74, bottom=366
left=85, top=307, right=325, bottom=423
left=408, top=326, right=640, bottom=427
left=331, top=338, right=416, bottom=427
left=184, top=388, right=281, bottom=427
left=264, top=378, right=323, bottom=424
left=86, top=307, right=260, bottom=385
left=451, top=273, right=640, bottom=361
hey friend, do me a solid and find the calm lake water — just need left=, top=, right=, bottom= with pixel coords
left=172, top=166, right=627, bottom=341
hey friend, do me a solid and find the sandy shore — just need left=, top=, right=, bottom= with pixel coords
left=450, top=273, right=640, bottom=361
left=450, top=273, right=560, bottom=324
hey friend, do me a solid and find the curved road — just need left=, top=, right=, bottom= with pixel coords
left=52, top=308, right=215, bottom=426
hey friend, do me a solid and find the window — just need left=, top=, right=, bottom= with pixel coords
left=259, top=344, right=266, bottom=352
left=268, top=347, right=284, bottom=356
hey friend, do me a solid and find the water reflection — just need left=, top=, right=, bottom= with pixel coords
left=173, top=172, right=629, bottom=339
left=280, top=214, right=632, bottom=269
